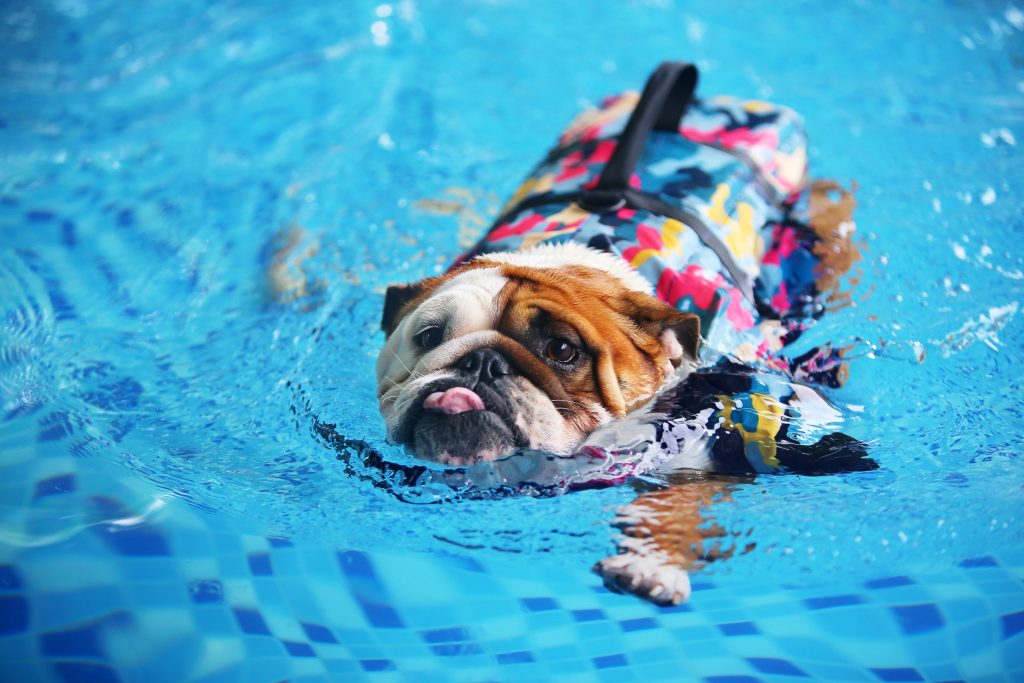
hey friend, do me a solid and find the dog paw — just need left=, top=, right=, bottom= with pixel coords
left=594, top=553, right=691, bottom=606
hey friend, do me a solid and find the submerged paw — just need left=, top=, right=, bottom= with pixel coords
left=594, top=554, right=692, bottom=606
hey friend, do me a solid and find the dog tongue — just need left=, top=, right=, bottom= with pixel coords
left=423, top=387, right=485, bottom=415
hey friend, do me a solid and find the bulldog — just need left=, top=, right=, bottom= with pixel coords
left=375, top=243, right=700, bottom=466
left=275, top=62, right=868, bottom=605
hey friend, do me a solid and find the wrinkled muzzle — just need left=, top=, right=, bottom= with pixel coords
left=394, top=347, right=541, bottom=465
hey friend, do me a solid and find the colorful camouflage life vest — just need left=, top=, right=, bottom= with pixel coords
left=323, top=63, right=868, bottom=494
left=457, top=61, right=825, bottom=360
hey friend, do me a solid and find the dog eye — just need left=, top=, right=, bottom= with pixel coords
left=544, top=338, right=579, bottom=364
left=414, top=327, right=444, bottom=349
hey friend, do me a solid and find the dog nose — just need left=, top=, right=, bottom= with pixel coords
left=457, top=348, right=511, bottom=383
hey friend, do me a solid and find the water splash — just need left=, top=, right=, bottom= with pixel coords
left=933, top=301, right=1019, bottom=357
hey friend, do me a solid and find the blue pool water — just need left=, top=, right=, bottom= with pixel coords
left=2, top=0, right=1024, bottom=680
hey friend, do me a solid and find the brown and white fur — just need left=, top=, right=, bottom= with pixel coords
left=376, top=243, right=700, bottom=467
left=271, top=183, right=858, bottom=606
left=368, top=242, right=706, bottom=604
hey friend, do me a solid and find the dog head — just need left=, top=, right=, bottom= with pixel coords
left=376, top=244, right=700, bottom=465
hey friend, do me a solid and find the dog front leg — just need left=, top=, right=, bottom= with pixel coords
left=594, top=476, right=745, bottom=606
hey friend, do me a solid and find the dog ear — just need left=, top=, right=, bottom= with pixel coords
left=659, top=311, right=701, bottom=366
left=381, top=282, right=425, bottom=336
left=621, top=291, right=701, bottom=365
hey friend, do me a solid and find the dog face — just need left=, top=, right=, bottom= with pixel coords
left=376, top=249, right=699, bottom=465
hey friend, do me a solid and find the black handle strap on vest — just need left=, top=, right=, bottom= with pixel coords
left=486, top=61, right=756, bottom=303
left=578, top=61, right=698, bottom=212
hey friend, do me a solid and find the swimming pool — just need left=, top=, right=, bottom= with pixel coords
left=2, top=0, right=1023, bottom=680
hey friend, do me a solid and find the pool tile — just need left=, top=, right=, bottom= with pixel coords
left=232, top=607, right=272, bottom=636
left=52, top=662, right=121, bottom=683
left=890, top=603, right=944, bottom=635
left=94, top=524, right=171, bottom=557
left=333, top=627, right=376, bottom=646
left=244, top=634, right=291, bottom=660
left=800, top=661, right=876, bottom=681
left=281, top=639, right=316, bottom=657
left=429, top=642, right=483, bottom=657
left=1001, top=610, right=1024, bottom=639
left=719, top=621, right=760, bottom=636
left=32, top=474, right=75, bottom=501
left=576, top=620, right=617, bottom=640
left=25, top=209, right=56, bottom=223
left=521, top=596, right=560, bottom=612
left=536, top=643, right=584, bottom=663
left=953, top=617, right=999, bottom=658
left=746, top=657, right=808, bottom=677
left=672, top=624, right=720, bottom=641
left=323, top=658, right=361, bottom=675
left=496, top=650, right=535, bottom=664
left=976, top=578, right=1024, bottom=598
left=247, top=553, right=273, bottom=576
left=809, top=605, right=899, bottom=640
left=420, top=626, right=471, bottom=643
left=41, top=614, right=124, bottom=658
left=918, top=661, right=964, bottom=682
left=865, top=576, right=915, bottom=590
left=804, top=594, right=866, bottom=610
left=353, top=598, right=404, bottom=630
left=959, top=557, right=998, bottom=569
left=593, top=653, right=629, bottom=669
left=572, top=608, right=606, bottom=622
left=598, top=666, right=639, bottom=682
left=619, top=617, right=658, bottom=632
left=943, top=597, right=991, bottom=623
left=0, top=595, right=29, bottom=635
left=192, top=605, right=236, bottom=635
left=524, top=610, right=572, bottom=630
left=300, top=621, right=338, bottom=644
left=870, top=667, right=925, bottom=682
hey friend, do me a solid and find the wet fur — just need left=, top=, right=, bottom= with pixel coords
left=375, top=252, right=699, bottom=466
left=269, top=181, right=860, bottom=606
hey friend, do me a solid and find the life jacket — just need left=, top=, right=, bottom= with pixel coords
left=457, top=61, right=829, bottom=362
left=329, top=63, right=871, bottom=498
